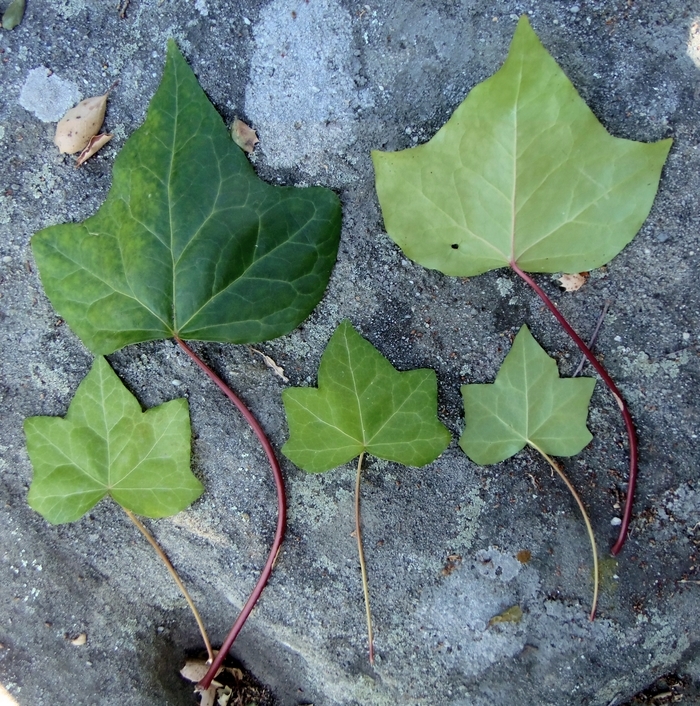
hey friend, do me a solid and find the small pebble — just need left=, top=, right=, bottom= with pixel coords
left=682, top=332, right=690, bottom=341
left=570, top=5, right=580, bottom=12
left=655, top=232, right=669, bottom=242
left=611, top=517, right=622, bottom=526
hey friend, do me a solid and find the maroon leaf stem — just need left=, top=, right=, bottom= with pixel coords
left=509, top=261, right=636, bottom=556
left=174, top=337, right=287, bottom=689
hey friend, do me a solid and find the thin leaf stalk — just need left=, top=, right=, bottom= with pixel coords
left=124, top=508, right=214, bottom=661
left=530, top=446, right=599, bottom=621
left=354, top=451, right=375, bottom=664
left=509, top=261, right=637, bottom=556
left=174, top=337, right=287, bottom=689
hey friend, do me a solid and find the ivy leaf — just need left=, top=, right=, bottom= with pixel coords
left=372, top=15, right=672, bottom=276
left=24, top=356, right=202, bottom=524
left=32, top=40, right=341, bottom=355
left=460, top=326, right=595, bottom=465
left=282, top=320, right=451, bottom=473
left=461, top=326, right=601, bottom=619
left=282, top=320, right=451, bottom=662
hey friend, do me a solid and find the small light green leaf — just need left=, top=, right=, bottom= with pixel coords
left=282, top=320, right=451, bottom=473
left=488, top=605, right=523, bottom=627
left=24, top=357, right=202, bottom=524
left=32, top=41, right=341, bottom=355
left=460, top=326, right=595, bottom=465
left=1, top=0, right=25, bottom=30
left=372, top=15, right=671, bottom=276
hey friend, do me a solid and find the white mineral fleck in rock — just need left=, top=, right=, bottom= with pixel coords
left=245, top=0, right=357, bottom=178
left=19, top=68, right=81, bottom=123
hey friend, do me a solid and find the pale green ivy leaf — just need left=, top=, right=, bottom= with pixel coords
left=460, top=326, right=595, bottom=465
left=282, top=320, right=451, bottom=473
left=373, top=15, right=671, bottom=277
left=24, top=356, right=202, bottom=524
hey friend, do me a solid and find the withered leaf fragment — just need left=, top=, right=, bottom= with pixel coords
left=180, top=659, right=222, bottom=706
left=54, top=90, right=111, bottom=155
left=488, top=605, right=523, bottom=627
left=75, top=133, right=113, bottom=167
left=231, top=117, right=259, bottom=153
left=557, top=272, right=588, bottom=292
left=250, top=347, right=289, bottom=382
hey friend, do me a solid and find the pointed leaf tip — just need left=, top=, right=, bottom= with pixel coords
left=374, top=17, right=671, bottom=278
left=460, top=326, right=595, bottom=465
left=282, top=320, right=451, bottom=473
left=24, top=357, right=202, bottom=524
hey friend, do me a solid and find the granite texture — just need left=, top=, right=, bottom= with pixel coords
left=1, top=1, right=698, bottom=704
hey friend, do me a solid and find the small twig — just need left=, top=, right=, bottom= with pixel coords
left=676, top=579, right=700, bottom=585
left=573, top=300, right=611, bottom=377
left=174, top=337, right=287, bottom=690
left=124, top=508, right=214, bottom=662
left=510, top=261, right=637, bottom=556
left=354, top=451, right=375, bottom=664
left=530, top=445, right=599, bottom=621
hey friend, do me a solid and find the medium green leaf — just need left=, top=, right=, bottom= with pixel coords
left=24, top=356, right=202, bottom=524
left=1, top=0, right=25, bottom=29
left=372, top=15, right=671, bottom=276
left=32, top=41, right=341, bottom=355
left=282, top=320, right=451, bottom=472
left=460, top=326, right=595, bottom=465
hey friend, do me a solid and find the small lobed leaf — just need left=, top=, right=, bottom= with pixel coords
left=372, top=16, right=671, bottom=277
left=460, top=326, right=595, bottom=465
left=282, top=320, right=451, bottom=472
left=24, top=357, right=202, bottom=524
left=32, top=41, right=341, bottom=355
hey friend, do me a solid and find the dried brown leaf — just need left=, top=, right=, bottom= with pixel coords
left=441, top=554, right=462, bottom=576
left=557, top=272, right=588, bottom=292
left=231, top=118, right=259, bottom=154
left=54, top=91, right=110, bottom=154
left=75, top=133, right=113, bottom=166
left=180, top=659, right=222, bottom=685
left=70, top=632, right=87, bottom=645
left=250, top=347, right=289, bottom=382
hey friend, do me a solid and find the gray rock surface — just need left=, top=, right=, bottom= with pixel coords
left=1, top=1, right=698, bottom=705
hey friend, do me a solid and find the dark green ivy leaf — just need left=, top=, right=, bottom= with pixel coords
left=32, top=41, right=341, bottom=355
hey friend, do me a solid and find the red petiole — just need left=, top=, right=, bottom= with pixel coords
left=509, top=261, right=637, bottom=556
left=174, top=337, right=287, bottom=690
